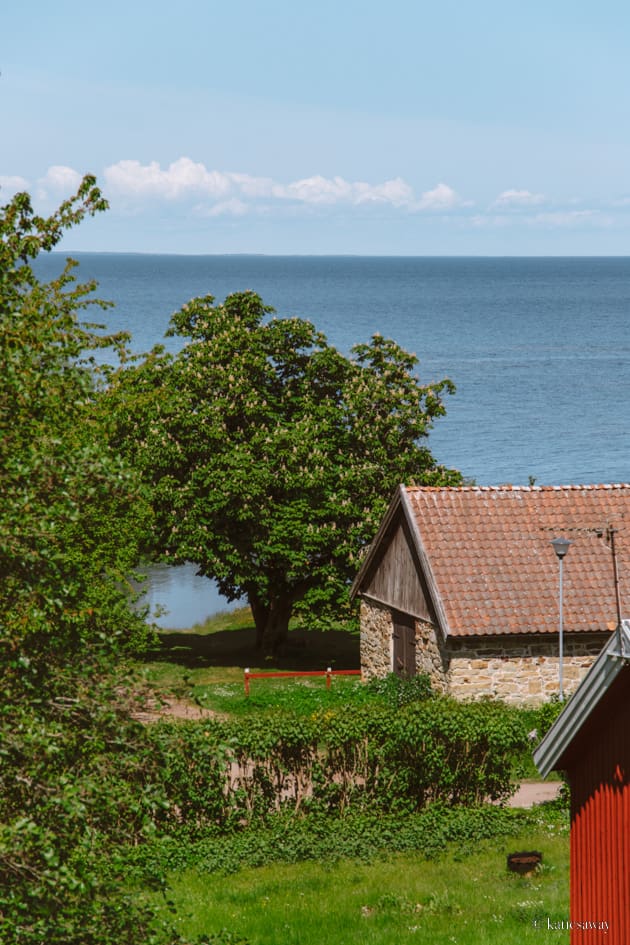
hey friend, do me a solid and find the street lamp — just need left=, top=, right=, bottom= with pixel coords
left=551, top=537, right=572, bottom=701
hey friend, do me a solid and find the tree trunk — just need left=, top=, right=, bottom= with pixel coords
left=249, top=592, right=293, bottom=653
left=249, top=595, right=269, bottom=650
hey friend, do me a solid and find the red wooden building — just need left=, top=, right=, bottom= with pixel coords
left=534, top=619, right=630, bottom=943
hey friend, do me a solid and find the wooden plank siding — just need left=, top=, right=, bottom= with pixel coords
left=562, top=667, right=630, bottom=944
left=362, top=515, right=434, bottom=622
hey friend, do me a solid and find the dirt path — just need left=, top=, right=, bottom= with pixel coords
left=131, top=695, right=220, bottom=723
left=506, top=780, right=563, bottom=808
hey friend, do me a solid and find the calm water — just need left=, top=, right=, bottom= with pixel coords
left=37, top=254, right=630, bottom=624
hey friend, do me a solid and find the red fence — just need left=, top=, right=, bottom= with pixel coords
left=243, top=667, right=361, bottom=697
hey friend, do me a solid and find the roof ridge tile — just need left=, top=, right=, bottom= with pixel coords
left=406, top=483, right=630, bottom=494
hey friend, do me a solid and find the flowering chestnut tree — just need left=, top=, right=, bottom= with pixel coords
left=106, top=291, right=461, bottom=651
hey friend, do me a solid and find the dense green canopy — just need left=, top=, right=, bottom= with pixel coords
left=106, top=290, right=461, bottom=650
left=0, top=177, right=151, bottom=681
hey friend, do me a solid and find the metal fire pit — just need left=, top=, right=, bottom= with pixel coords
left=507, top=851, right=543, bottom=875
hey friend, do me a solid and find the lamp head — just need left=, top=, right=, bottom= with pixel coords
left=551, top=536, right=572, bottom=560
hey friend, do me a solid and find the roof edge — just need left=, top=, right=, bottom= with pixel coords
left=399, top=487, right=451, bottom=639
left=350, top=486, right=451, bottom=640
left=533, top=620, right=630, bottom=778
left=349, top=485, right=406, bottom=601
left=404, top=483, right=630, bottom=493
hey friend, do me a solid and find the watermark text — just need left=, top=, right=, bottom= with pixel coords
left=532, top=917, right=609, bottom=934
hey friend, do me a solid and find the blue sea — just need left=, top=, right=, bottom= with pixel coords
left=37, top=254, right=630, bottom=624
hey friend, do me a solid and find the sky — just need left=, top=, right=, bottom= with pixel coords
left=2, top=0, right=630, bottom=255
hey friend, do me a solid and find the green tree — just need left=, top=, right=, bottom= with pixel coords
left=106, top=291, right=461, bottom=651
left=0, top=179, right=169, bottom=944
left=0, top=176, right=152, bottom=680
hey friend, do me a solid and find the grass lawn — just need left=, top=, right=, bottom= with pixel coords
left=158, top=825, right=569, bottom=944
left=136, top=611, right=568, bottom=942
left=136, top=608, right=362, bottom=716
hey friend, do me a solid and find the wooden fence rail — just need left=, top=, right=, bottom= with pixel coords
left=243, top=668, right=361, bottom=697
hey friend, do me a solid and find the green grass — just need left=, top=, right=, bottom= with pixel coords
left=134, top=615, right=568, bottom=942
left=133, top=611, right=562, bottom=785
left=135, top=608, right=361, bottom=715
left=157, top=824, right=569, bottom=944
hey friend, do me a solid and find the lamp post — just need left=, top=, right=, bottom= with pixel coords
left=551, top=537, right=572, bottom=701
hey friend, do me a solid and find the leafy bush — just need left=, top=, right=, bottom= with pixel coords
left=146, top=695, right=530, bottom=827
left=125, top=802, right=566, bottom=880
left=363, top=672, right=434, bottom=707
left=0, top=180, right=208, bottom=945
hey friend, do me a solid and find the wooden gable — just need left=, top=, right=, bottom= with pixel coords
left=360, top=511, right=434, bottom=623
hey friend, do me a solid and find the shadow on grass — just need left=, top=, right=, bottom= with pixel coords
left=149, top=624, right=360, bottom=671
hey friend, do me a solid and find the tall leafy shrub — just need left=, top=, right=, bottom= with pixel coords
left=0, top=179, right=182, bottom=944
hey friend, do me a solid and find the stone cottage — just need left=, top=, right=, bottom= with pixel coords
left=350, top=484, right=630, bottom=705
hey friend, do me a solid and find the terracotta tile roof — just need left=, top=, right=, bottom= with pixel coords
left=404, top=484, right=630, bottom=637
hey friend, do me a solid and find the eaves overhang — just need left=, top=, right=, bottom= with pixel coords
left=533, top=619, right=630, bottom=778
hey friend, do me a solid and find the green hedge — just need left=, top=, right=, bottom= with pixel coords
left=147, top=697, right=530, bottom=829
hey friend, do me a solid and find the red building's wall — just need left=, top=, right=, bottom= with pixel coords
left=567, top=670, right=630, bottom=944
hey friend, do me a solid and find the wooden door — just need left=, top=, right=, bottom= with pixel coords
left=393, top=611, right=416, bottom=678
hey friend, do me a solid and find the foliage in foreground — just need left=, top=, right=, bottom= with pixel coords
left=105, top=291, right=462, bottom=650
left=0, top=179, right=183, bottom=945
left=127, top=799, right=567, bottom=881
left=0, top=179, right=152, bottom=687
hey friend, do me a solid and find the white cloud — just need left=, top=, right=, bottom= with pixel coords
left=104, top=158, right=234, bottom=200
left=5, top=159, right=470, bottom=221
left=198, top=198, right=250, bottom=218
left=0, top=166, right=84, bottom=203
left=0, top=174, right=29, bottom=197
left=415, top=182, right=463, bottom=211
left=493, top=188, right=545, bottom=208
left=273, top=174, right=413, bottom=207
left=229, top=172, right=276, bottom=199
left=357, top=177, right=415, bottom=206
left=279, top=175, right=354, bottom=205
left=102, top=158, right=438, bottom=212
left=36, top=165, right=83, bottom=199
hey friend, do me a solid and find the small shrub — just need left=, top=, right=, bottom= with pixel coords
left=363, top=672, right=434, bottom=707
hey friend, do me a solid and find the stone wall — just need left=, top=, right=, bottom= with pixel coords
left=415, top=618, right=449, bottom=694
left=447, top=634, right=606, bottom=705
left=359, top=599, right=393, bottom=679
left=360, top=600, right=450, bottom=693
left=360, top=596, right=608, bottom=705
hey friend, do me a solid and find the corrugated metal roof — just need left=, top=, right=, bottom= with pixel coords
left=533, top=620, right=630, bottom=778
left=403, top=484, right=630, bottom=637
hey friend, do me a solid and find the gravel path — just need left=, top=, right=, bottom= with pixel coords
left=507, top=780, right=563, bottom=808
